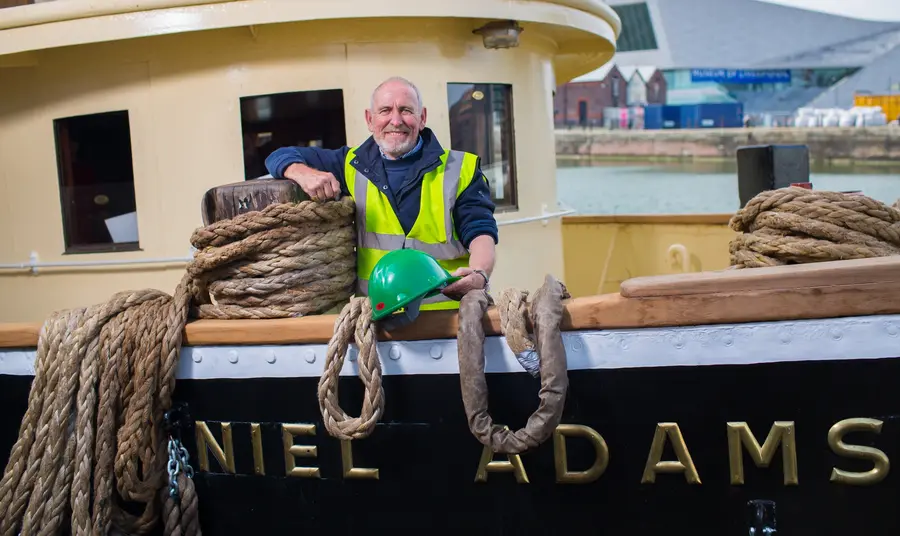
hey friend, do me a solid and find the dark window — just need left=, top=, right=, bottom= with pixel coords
left=447, top=83, right=518, bottom=210
left=240, top=89, right=347, bottom=180
left=578, top=101, right=588, bottom=125
left=611, top=3, right=658, bottom=52
left=0, top=0, right=34, bottom=8
left=54, top=110, right=139, bottom=253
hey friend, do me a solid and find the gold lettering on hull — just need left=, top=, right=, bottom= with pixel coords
left=474, top=427, right=530, bottom=484
left=195, top=421, right=235, bottom=473
left=641, top=423, right=701, bottom=484
left=828, top=418, right=890, bottom=486
left=250, top=423, right=265, bottom=476
left=341, top=440, right=379, bottom=479
left=187, top=418, right=894, bottom=486
left=553, top=424, right=609, bottom=484
left=727, top=421, right=798, bottom=485
left=282, top=423, right=320, bottom=478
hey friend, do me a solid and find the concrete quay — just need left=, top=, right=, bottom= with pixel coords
left=555, top=126, right=900, bottom=162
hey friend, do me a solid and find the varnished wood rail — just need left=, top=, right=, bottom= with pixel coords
left=1, top=257, right=899, bottom=348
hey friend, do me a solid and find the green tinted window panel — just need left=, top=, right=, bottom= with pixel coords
left=612, top=3, right=658, bottom=52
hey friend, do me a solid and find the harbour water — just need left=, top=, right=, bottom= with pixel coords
left=556, top=159, right=900, bottom=215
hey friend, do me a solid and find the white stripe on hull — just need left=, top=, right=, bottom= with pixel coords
left=1, top=314, right=899, bottom=379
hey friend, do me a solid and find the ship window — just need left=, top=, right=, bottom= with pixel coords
left=447, top=83, right=518, bottom=210
left=54, top=110, right=140, bottom=254
left=240, top=89, right=347, bottom=180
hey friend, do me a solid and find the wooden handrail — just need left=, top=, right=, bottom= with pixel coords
left=621, top=256, right=900, bottom=297
left=2, top=257, right=899, bottom=349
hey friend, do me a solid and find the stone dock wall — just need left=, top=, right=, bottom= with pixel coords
left=555, top=126, right=900, bottom=162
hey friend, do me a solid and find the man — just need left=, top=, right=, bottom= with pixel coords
left=264, top=76, right=498, bottom=309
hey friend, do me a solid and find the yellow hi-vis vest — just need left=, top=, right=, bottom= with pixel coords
left=345, top=147, right=480, bottom=311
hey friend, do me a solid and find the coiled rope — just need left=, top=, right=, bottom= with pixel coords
left=0, top=198, right=356, bottom=536
left=188, top=199, right=357, bottom=318
left=729, top=187, right=900, bottom=268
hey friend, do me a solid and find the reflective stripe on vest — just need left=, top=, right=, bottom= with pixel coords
left=345, top=148, right=479, bottom=311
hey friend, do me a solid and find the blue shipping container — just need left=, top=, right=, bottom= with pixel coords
left=661, top=105, right=681, bottom=129
left=697, top=102, right=744, bottom=128
left=663, top=103, right=744, bottom=129
left=678, top=104, right=700, bottom=129
left=643, top=104, right=664, bottom=130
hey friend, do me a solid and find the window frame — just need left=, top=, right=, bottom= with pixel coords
left=237, top=88, right=348, bottom=181
left=446, top=81, right=519, bottom=213
left=53, top=110, right=142, bottom=255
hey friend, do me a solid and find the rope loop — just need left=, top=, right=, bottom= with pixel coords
left=317, top=297, right=385, bottom=440
left=456, top=275, right=571, bottom=454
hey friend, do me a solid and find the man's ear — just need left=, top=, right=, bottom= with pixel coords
left=365, top=109, right=374, bottom=132
left=420, top=107, right=428, bottom=127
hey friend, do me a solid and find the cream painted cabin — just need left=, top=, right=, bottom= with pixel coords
left=0, top=0, right=618, bottom=323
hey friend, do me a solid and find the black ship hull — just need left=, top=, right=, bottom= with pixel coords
left=1, top=313, right=899, bottom=535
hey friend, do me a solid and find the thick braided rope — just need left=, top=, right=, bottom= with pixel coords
left=317, top=297, right=385, bottom=440
left=728, top=187, right=900, bottom=268
left=497, top=289, right=533, bottom=356
left=0, top=198, right=356, bottom=536
left=188, top=198, right=357, bottom=318
left=161, top=473, right=202, bottom=536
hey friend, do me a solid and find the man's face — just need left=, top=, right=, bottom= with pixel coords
left=365, top=80, right=427, bottom=159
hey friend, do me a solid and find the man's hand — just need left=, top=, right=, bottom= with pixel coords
left=442, top=267, right=488, bottom=301
left=284, top=163, right=341, bottom=201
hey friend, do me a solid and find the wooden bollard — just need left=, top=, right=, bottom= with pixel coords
left=200, top=178, right=309, bottom=225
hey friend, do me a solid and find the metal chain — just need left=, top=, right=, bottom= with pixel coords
left=166, top=435, right=196, bottom=498
left=164, top=401, right=196, bottom=499
left=167, top=437, right=181, bottom=498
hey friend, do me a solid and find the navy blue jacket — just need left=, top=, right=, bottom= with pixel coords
left=264, top=127, right=498, bottom=248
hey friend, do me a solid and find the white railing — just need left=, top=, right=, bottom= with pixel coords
left=0, top=250, right=195, bottom=274
left=497, top=202, right=577, bottom=227
left=0, top=202, right=576, bottom=273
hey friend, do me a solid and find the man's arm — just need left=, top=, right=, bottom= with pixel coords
left=454, top=165, right=499, bottom=254
left=442, top=164, right=499, bottom=298
left=466, top=234, right=496, bottom=277
left=265, top=146, right=351, bottom=198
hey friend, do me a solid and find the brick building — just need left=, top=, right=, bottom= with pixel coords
left=553, top=65, right=666, bottom=127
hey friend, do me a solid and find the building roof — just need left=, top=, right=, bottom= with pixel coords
left=571, top=63, right=659, bottom=83
left=752, top=26, right=900, bottom=69
left=571, top=62, right=615, bottom=82
left=804, top=43, right=900, bottom=112
left=593, top=0, right=900, bottom=70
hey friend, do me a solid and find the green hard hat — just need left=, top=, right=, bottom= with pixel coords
left=368, top=249, right=460, bottom=327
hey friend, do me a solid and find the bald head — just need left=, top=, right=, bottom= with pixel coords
left=370, top=76, right=423, bottom=113
left=365, top=76, right=428, bottom=159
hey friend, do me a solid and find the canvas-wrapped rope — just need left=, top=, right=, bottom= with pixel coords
left=455, top=274, right=571, bottom=454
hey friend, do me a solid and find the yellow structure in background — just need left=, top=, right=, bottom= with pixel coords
left=854, top=94, right=900, bottom=122
left=561, top=214, right=736, bottom=297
